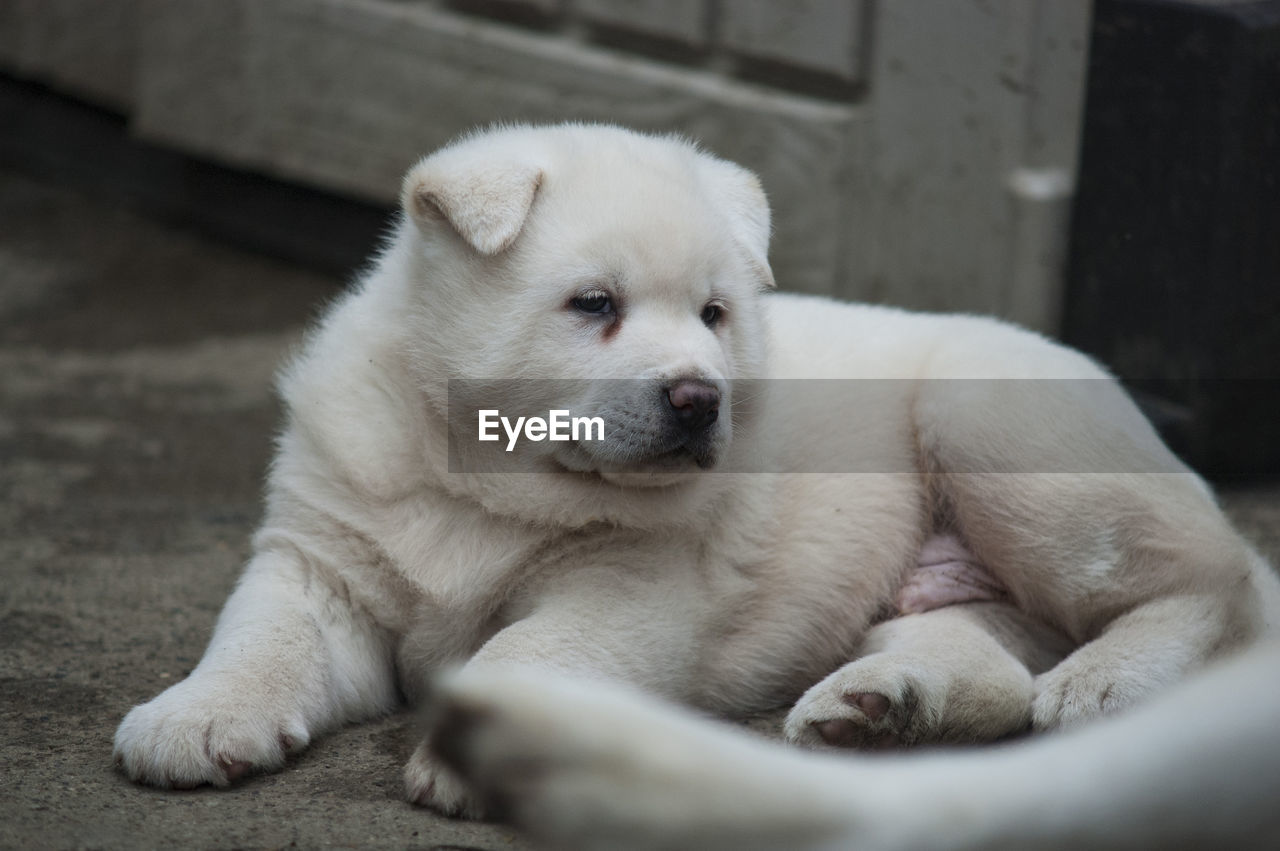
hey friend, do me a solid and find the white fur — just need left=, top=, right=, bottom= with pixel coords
left=114, top=124, right=1280, bottom=824
left=432, top=642, right=1280, bottom=849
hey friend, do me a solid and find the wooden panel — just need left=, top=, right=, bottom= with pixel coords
left=576, top=0, right=708, bottom=45
left=0, top=0, right=138, bottom=110
left=449, top=0, right=563, bottom=17
left=134, top=0, right=860, bottom=295
left=5, top=0, right=1088, bottom=326
left=0, top=1, right=23, bottom=69
left=1002, top=0, right=1092, bottom=331
left=718, top=0, right=864, bottom=82
left=843, top=0, right=1090, bottom=328
left=134, top=0, right=251, bottom=161
left=497, top=0, right=561, bottom=12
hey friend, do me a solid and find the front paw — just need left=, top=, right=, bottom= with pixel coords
left=113, top=677, right=310, bottom=789
left=1031, top=658, right=1152, bottom=731
left=403, top=740, right=484, bottom=818
left=784, top=656, right=925, bottom=750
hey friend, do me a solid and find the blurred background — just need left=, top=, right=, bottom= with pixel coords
left=3, top=0, right=1276, bottom=476
left=1, top=2, right=1278, bottom=847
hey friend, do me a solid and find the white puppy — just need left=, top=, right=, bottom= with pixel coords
left=114, top=124, right=1280, bottom=819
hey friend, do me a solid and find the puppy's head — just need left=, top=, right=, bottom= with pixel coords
left=400, top=124, right=772, bottom=494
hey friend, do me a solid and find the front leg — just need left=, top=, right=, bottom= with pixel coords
left=114, top=548, right=398, bottom=788
left=405, top=562, right=709, bottom=817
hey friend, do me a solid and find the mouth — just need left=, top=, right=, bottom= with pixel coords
left=633, top=444, right=717, bottom=470
left=555, top=439, right=717, bottom=477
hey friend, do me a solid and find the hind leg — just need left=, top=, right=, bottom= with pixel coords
left=1030, top=591, right=1246, bottom=729
left=914, top=335, right=1278, bottom=728
left=785, top=602, right=1070, bottom=749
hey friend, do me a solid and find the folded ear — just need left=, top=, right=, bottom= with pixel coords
left=701, top=158, right=775, bottom=289
left=401, top=148, right=544, bottom=256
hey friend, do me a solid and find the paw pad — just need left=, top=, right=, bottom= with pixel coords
left=842, top=691, right=890, bottom=722
left=218, top=758, right=253, bottom=782
left=811, top=690, right=901, bottom=749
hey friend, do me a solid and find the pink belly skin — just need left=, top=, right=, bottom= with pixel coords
left=895, top=534, right=1008, bottom=615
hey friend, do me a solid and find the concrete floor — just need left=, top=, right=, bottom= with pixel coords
left=0, top=170, right=527, bottom=850
left=3, top=167, right=1279, bottom=850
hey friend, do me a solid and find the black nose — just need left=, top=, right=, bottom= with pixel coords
left=666, top=380, right=720, bottom=433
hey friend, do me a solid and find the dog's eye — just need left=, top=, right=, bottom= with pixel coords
left=572, top=290, right=613, bottom=315
left=700, top=302, right=724, bottom=328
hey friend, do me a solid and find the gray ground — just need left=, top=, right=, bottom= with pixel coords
left=2, top=168, right=1279, bottom=850
left=0, top=171, right=527, bottom=850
